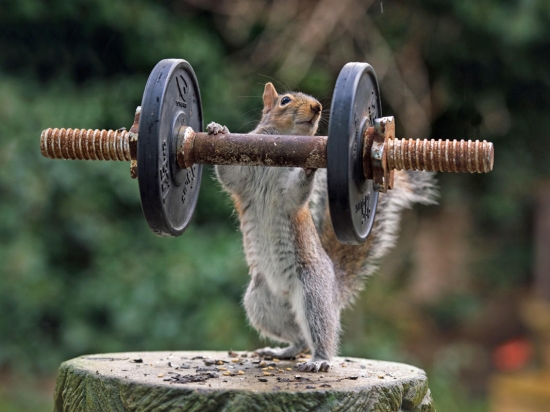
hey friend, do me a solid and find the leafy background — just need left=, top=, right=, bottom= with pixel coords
left=1, top=0, right=549, bottom=410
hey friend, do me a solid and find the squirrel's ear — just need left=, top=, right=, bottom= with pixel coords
left=262, top=82, right=278, bottom=113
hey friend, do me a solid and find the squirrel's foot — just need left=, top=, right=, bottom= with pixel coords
left=255, top=344, right=306, bottom=360
left=295, top=359, right=331, bottom=373
left=206, top=122, right=229, bottom=135
left=303, top=168, right=316, bottom=177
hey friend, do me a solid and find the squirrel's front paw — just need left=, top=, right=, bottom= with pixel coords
left=206, top=122, right=229, bottom=135
left=295, top=359, right=331, bottom=373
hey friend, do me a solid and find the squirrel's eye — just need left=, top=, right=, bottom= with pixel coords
left=280, top=96, right=291, bottom=106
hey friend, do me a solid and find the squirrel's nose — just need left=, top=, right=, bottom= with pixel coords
left=311, top=104, right=322, bottom=115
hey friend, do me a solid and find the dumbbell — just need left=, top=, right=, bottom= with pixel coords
left=40, top=59, right=494, bottom=245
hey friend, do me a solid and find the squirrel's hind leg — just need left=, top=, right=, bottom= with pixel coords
left=244, top=274, right=308, bottom=359
left=255, top=344, right=307, bottom=360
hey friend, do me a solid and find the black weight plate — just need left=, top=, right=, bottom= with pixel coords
left=138, top=59, right=203, bottom=237
left=327, top=63, right=381, bottom=244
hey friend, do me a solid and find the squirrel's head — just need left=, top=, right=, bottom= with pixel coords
left=259, top=82, right=322, bottom=136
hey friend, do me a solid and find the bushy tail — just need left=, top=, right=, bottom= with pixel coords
left=310, top=169, right=438, bottom=307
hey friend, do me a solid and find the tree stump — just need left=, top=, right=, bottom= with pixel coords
left=54, top=351, right=435, bottom=411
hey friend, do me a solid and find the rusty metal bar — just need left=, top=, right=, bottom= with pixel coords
left=40, top=108, right=141, bottom=165
left=178, top=129, right=328, bottom=169
left=40, top=128, right=132, bottom=161
left=40, top=123, right=495, bottom=176
left=387, top=138, right=494, bottom=173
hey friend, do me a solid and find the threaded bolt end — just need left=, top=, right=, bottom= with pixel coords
left=40, top=128, right=132, bottom=161
left=387, top=138, right=494, bottom=173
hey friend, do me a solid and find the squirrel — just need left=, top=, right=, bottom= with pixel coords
left=207, top=82, right=437, bottom=372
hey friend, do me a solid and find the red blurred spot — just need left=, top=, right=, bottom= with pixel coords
left=493, top=338, right=533, bottom=372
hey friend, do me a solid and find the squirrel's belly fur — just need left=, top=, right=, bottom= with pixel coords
left=217, top=164, right=341, bottom=361
left=230, top=166, right=335, bottom=297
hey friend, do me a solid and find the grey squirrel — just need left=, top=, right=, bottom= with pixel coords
left=208, top=82, right=437, bottom=372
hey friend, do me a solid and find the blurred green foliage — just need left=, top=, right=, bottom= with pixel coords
left=0, top=0, right=265, bottom=374
left=1, top=0, right=549, bottom=411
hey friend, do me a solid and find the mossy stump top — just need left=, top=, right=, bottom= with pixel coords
left=54, top=350, right=434, bottom=412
